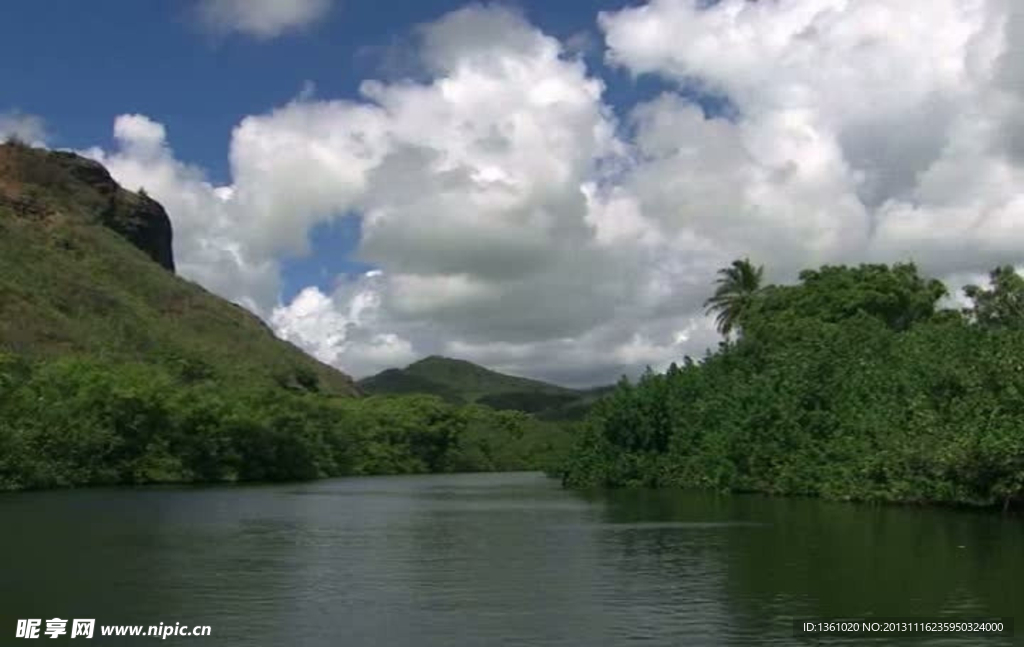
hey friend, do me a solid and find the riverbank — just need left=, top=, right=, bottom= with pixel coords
left=0, top=354, right=571, bottom=490
left=558, top=264, right=1024, bottom=512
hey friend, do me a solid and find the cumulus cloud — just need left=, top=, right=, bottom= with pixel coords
left=198, top=0, right=333, bottom=38
left=80, top=1, right=1024, bottom=384
left=0, top=111, right=47, bottom=145
left=270, top=274, right=417, bottom=377
left=600, top=0, right=1024, bottom=278
left=83, top=114, right=281, bottom=314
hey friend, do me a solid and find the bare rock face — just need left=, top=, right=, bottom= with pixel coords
left=52, top=151, right=176, bottom=272
left=99, top=190, right=176, bottom=273
left=0, top=143, right=175, bottom=272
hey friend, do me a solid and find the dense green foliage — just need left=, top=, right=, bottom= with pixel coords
left=962, top=266, right=1024, bottom=329
left=0, top=354, right=571, bottom=490
left=0, top=143, right=574, bottom=490
left=359, top=356, right=607, bottom=420
left=561, top=262, right=1024, bottom=510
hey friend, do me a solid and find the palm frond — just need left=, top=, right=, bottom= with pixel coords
left=704, top=258, right=764, bottom=337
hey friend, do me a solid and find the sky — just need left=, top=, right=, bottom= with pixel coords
left=2, top=0, right=1023, bottom=386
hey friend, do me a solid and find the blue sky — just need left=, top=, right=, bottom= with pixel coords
left=2, top=0, right=1018, bottom=383
left=2, top=0, right=672, bottom=304
left=2, top=0, right=643, bottom=178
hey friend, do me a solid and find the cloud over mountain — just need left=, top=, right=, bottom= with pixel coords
left=84, top=1, right=1024, bottom=385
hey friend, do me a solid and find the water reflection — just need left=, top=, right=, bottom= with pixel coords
left=0, top=474, right=1018, bottom=646
left=588, top=487, right=1021, bottom=645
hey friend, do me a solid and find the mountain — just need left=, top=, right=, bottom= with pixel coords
left=0, top=141, right=579, bottom=490
left=0, top=141, right=357, bottom=396
left=359, top=356, right=610, bottom=419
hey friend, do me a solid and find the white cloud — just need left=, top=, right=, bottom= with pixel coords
left=271, top=276, right=417, bottom=377
left=198, top=0, right=333, bottom=39
left=77, top=1, right=1024, bottom=384
left=113, top=114, right=167, bottom=152
left=600, top=0, right=1024, bottom=279
left=83, top=114, right=281, bottom=315
left=0, top=111, right=47, bottom=145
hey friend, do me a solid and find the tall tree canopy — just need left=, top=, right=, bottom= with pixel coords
left=704, top=258, right=764, bottom=337
left=963, top=266, right=1024, bottom=329
left=744, top=262, right=948, bottom=335
left=562, top=261, right=1024, bottom=511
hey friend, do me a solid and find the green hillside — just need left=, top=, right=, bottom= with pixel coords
left=359, top=356, right=609, bottom=419
left=358, top=367, right=467, bottom=403
left=0, top=141, right=357, bottom=396
left=0, top=141, right=574, bottom=489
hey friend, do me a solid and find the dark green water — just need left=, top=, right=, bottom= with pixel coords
left=1, top=472, right=1019, bottom=646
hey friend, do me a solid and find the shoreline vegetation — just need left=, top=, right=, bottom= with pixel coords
left=0, top=353, right=571, bottom=490
left=0, top=142, right=570, bottom=491
left=558, top=261, right=1024, bottom=512
left=4, top=261, right=1023, bottom=514
left=2, top=143, right=1022, bottom=512
left=0, top=354, right=573, bottom=489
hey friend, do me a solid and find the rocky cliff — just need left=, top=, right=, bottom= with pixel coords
left=0, top=144, right=175, bottom=271
left=0, top=140, right=358, bottom=397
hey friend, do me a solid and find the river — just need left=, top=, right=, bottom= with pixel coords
left=1, top=472, right=1019, bottom=645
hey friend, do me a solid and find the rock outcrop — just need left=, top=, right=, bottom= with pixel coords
left=0, top=143, right=175, bottom=272
left=99, top=190, right=175, bottom=272
left=0, top=140, right=359, bottom=397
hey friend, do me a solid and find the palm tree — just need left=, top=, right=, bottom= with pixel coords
left=704, top=258, right=764, bottom=337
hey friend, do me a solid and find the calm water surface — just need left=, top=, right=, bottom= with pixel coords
left=1, top=472, right=1020, bottom=646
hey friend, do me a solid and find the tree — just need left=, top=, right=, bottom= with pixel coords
left=704, top=258, right=764, bottom=337
left=743, top=263, right=947, bottom=336
left=963, top=266, right=1024, bottom=329
left=562, top=261, right=1024, bottom=509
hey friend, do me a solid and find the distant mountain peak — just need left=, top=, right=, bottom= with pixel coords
left=408, top=355, right=476, bottom=368
left=359, top=356, right=607, bottom=420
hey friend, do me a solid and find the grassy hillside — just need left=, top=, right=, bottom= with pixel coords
left=0, top=141, right=575, bottom=490
left=358, top=367, right=467, bottom=403
left=403, top=356, right=576, bottom=401
left=0, top=141, right=357, bottom=396
left=359, top=356, right=609, bottom=419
